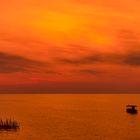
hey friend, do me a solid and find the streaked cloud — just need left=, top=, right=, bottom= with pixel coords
left=124, top=52, right=140, bottom=66
left=77, top=69, right=101, bottom=75
left=0, top=52, right=46, bottom=73
left=57, top=52, right=140, bottom=67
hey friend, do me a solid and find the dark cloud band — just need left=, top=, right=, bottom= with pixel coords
left=0, top=52, right=45, bottom=73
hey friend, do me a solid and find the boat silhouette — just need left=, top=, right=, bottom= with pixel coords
left=126, top=105, right=138, bottom=114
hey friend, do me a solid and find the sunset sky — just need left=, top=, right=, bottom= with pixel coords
left=0, top=0, right=140, bottom=93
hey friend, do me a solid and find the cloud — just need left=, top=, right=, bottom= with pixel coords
left=58, top=29, right=140, bottom=67
left=78, top=69, right=101, bottom=75
left=0, top=52, right=46, bottom=73
left=57, top=52, right=117, bottom=65
left=58, top=54, right=103, bottom=65
left=58, top=52, right=140, bottom=67
left=117, top=29, right=140, bottom=66
left=124, top=52, right=140, bottom=66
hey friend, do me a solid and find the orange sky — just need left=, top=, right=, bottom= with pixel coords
left=0, top=0, right=140, bottom=93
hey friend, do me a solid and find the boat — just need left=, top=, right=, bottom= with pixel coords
left=126, top=105, right=138, bottom=114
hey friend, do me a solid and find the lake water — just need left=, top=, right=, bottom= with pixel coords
left=0, top=94, right=140, bottom=140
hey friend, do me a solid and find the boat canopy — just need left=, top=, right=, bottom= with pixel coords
left=126, top=105, right=137, bottom=107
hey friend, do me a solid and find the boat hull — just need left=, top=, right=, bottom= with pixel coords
left=126, top=108, right=138, bottom=114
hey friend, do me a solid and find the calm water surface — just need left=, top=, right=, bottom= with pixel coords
left=0, top=94, right=140, bottom=140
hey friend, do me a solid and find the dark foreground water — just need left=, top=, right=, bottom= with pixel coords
left=0, top=94, right=140, bottom=140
